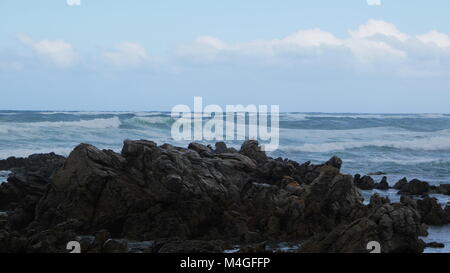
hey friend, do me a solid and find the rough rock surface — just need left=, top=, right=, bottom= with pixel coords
left=0, top=140, right=432, bottom=253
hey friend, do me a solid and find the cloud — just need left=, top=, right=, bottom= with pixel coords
left=66, top=0, right=81, bottom=6
left=367, top=0, right=381, bottom=6
left=175, top=19, right=450, bottom=77
left=417, top=31, right=450, bottom=48
left=103, top=42, right=149, bottom=67
left=178, top=20, right=408, bottom=63
left=17, top=33, right=76, bottom=67
left=349, top=19, right=409, bottom=41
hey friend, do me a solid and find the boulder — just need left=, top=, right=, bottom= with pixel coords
left=394, top=178, right=408, bottom=190
left=398, top=179, right=430, bottom=195
left=354, top=175, right=375, bottom=190
left=417, top=197, right=448, bottom=225
left=375, top=176, right=389, bottom=190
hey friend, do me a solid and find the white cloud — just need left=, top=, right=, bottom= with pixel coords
left=178, top=20, right=409, bottom=63
left=367, top=0, right=381, bottom=6
left=103, top=42, right=149, bottom=67
left=17, top=33, right=76, bottom=67
left=66, top=0, right=81, bottom=6
left=349, top=19, right=409, bottom=41
left=175, top=19, right=450, bottom=77
left=417, top=31, right=450, bottom=48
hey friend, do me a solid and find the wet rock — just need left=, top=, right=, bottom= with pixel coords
left=0, top=153, right=65, bottom=211
left=426, top=242, right=445, bottom=248
left=417, top=197, right=448, bottom=226
left=354, top=175, right=375, bottom=190
left=300, top=203, right=426, bottom=253
left=367, top=171, right=387, bottom=176
left=398, top=179, right=430, bottom=195
left=375, top=176, right=389, bottom=190
left=394, top=178, right=408, bottom=190
left=239, top=140, right=268, bottom=164
left=437, top=184, right=450, bottom=196
left=102, top=239, right=128, bottom=253
left=325, top=156, right=342, bottom=170
left=0, top=140, right=429, bottom=253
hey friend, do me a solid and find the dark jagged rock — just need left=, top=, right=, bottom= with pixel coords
left=437, top=184, right=450, bottom=196
left=239, top=140, right=268, bottom=164
left=325, top=156, right=342, bottom=170
left=398, top=179, right=430, bottom=195
left=375, top=176, right=389, bottom=190
left=417, top=197, right=448, bottom=226
left=367, top=171, right=387, bottom=176
left=300, top=202, right=426, bottom=253
left=426, top=242, right=445, bottom=248
left=354, top=175, right=375, bottom=190
left=0, top=140, right=430, bottom=253
left=0, top=153, right=65, bottom=217
left=394, top=178, right=408, bottom=190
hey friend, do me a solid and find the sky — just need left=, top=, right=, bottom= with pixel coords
left=1, top=0, right=450, bottom=112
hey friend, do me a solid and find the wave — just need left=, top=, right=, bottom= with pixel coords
left=0, top=125, right=33, bottom=134
left=123, top=116, right=174, bottom=129
left=281, top=136, right=450, bottom=153
left=281, top=113, right=450, bottom=121
left=0, top=147, right=74, bottom=160
left=25, top=117, right=122, bottom=129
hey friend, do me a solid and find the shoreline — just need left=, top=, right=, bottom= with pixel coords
left=0, top=139, right=450, bottom=253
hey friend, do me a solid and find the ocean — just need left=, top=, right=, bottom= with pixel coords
left=1, top=110, right=450, bottom=251
left=1, top=111, right=450, bottom=185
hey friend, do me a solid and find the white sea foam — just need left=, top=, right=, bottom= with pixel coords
left=26, top=117, right=122, bottom=129
left=0, top=124, right=33, bottom=134
left=0, top=171, right=10, bottom=184
left=281, top=136, right=450, bottom=153
left=281, top=113, right=450, bottom=120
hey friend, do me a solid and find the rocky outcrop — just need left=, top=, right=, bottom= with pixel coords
left=0, top=152, right=65, bottom=227
left=300, top=194, right=426, bottom=253
left=354, top=175, right=376, bottom=190
left=416, top=197, right=449, bottom=226
left=0, top=140, right=430, bottom=253
left=375, top=176, right=389, bottom=190
left=398, top=179, right=431, bottom=195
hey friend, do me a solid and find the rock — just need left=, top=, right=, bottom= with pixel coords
left=214, top=142, right=228, bottom=153
left=102, top=239, right=128, bottom=253
left=426, top=242, right=445, bottom=248
left=325, top=156, right=342, bottom=170
left=239, top=140, right=268, bottom=164
left=188, top=143, right=214, bottom=157
left=0, top=140, right=429, bottom=253
left=354, top=175, right=375, bottom=190
left=369, top=194, right=390, bottom=208
left=367, top=171, right=387, bottom=176
left=300, top=202, right=426, bottom=253
left=375, top=176, right=389, bottom=190
left=0, top=153, right=65, bottom=211
left=437, top=184, right=450, bottom=196
left=394, top=178, right=408, bottom=190
left=398, top=179, right=430, bottom=195
left=417, top=197, right=448, bottom=225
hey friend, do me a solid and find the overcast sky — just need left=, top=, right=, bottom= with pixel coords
left=1, top=0, right=450, bottom=112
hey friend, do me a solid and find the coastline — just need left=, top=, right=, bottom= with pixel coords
left=1, top=139, right=449, bottom=253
